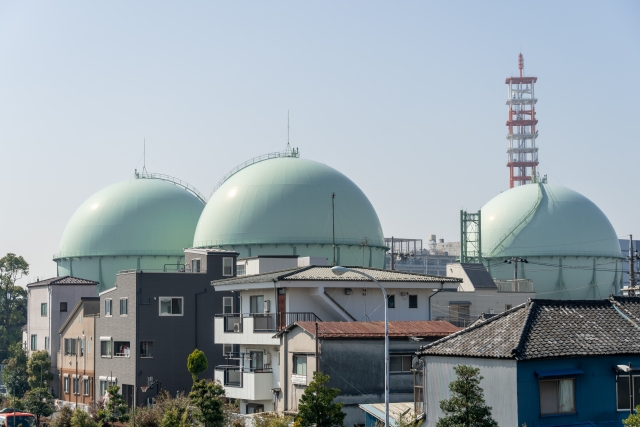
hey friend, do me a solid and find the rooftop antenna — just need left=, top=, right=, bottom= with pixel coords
left=142, top=138, right=148, bottom=174
left=332, top=193, right=336, bottom=266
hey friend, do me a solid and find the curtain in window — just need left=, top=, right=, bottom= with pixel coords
left=160, top=299, right=171, bottom=314
left=558, top=379, right=575, bottom=412
left=295, top=356, right=307, bottom=375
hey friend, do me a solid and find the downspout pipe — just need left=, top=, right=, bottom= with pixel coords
left=428, top=283, right=444, bottom=321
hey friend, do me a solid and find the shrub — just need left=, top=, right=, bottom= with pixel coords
left=70, top=408, right=97, bottom=427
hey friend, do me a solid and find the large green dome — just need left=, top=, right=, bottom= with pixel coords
left=58, top=177, right=205, bottom=257
left=480, top=183, right=623, bottom=299
left=55, top=176, right=205, bottom=291
left=193, top=156, right=386, bottom=267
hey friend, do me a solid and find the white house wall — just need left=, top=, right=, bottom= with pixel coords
left=430, top=290, right=533, bottom=321
left=425, top=356, right=517, bottom=427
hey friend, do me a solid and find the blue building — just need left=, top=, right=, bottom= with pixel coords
left=417, top=297, right=640, bottom=427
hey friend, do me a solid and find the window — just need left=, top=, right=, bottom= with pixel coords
left=64, top=376, right=70, bottom=394
left=237, top=263, right=246, bottom=276
left=83, top=378, right=90, bottom=396
left=120, top=298, right=128, bottom=316
left=223, top=257, right=233, bottom=276
left=80, top=338, right=85, bottom=356
left=390, top=355, right=412, bottom=372
left=44, top=337, right=49, bottom=351
left=105, top=299, right=112, bottom=316
left=60, top=302, right=68, bottom=312
left=30, top=334, right=37, bottom=351
left=539, top=378, right=576, bottom=415
left=505, top=304, right=513, bottom=311
left=191, top=259, right=201, bottom=273
left=223, top=344, right=233, bottom=356
left=250, top=352, right=264, bottom=371
left=246, top=404, right=264, bottom=414
left=293, top=355, right=307, bottom=376
left=114, top=341, right=131, bottom=357
left=159, top=297, right=183, bottom=316
left=140, top=341, right=153, bottom=358
left=250, top=296, right=264, bottom=314
left=449, top=304, right=471, bottom=327
left=40, top=303, right=47, bottom=316
left=617, top=375, right=640, bottom=410
left=387, top=295, right=395, bottom=309
left=409, top=295, right=418, bottom=308
left=223, top=297, right=233, bottom=314
left=65, top=338, right=78, bottom=355
left=100, top=339, right=112, bottom=357
left=73, top=377, right=80, bottom=395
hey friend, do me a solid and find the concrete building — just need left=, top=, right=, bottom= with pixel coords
left=57, top=298, right=99, bottom=409
left=211, top=266, right=461, bottom=415
left=54, top=174, right=206, bottom=292
left=25, top=276, right=98, bottom=396
left=193, top=150, right=387, bottom=268
left=417, top=297, right=640, bottom=427
left=430, top=263, right=535, bottom=327
left=95, top=248, right=238, bottom=407
left=478, top=183, right=624, bottom=299
left=276, top=321, right=459, bottom=426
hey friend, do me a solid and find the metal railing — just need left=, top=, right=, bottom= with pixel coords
left=217, top=312, right=321, bottom=333
left=436, top=316, right=472, bottom=328
left=495, top=279, right=534, bottom=293
left=135, top=172, right=207, bottom=204
left=215, top=365, right=274, bottom=388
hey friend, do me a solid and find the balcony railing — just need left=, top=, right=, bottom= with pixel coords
left=216, top=312, right=321, bottom=333
left=435, top=316, right=472, bottom=328
left=215, top=365, right=274, bottom=387
left=495, top=279, right=534, bottom=293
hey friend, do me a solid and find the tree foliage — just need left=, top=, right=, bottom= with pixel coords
left=70, top=408, right=98, bottom=427
left=436, top=365, right=498, bottom=427
left=187, top=349, right=208, bottom=382
left=27, top=350, right=54, bottom=390
left=98, top=385, right=129, bottom=426
left=2, top=342, right=29, bottom=398
left=623, top=406, right=640, bottom=427
left=22, top=387, right=54, bottom=425
left=296, top=372, right=345, bottom=427
left=52, top=405, right=73, bottom=427
left=189, top=380, right=226, bottom=427
left=254, top=412, right=294, bottom=427
left=0, top=253, right=29, bottom=361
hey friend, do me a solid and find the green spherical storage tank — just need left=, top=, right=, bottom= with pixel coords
left=54, top=175, right=205, bottom=292
left=192, top=155, right=386, bottom=267
left=480, top=183, right=624, bottom=299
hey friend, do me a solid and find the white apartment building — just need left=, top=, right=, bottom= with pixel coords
left=211, top=265, right=462, bottom=415
left=26, top=276, right=98, bottom=396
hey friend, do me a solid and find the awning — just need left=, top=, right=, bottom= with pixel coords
left=535, top=369, right=584, bottom=379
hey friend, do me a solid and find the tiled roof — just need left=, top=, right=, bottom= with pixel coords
left=420, top=296, right=640, bottom=360
left=460, top=263, right=497, bottom=289
left=293, top=320, right=461, bottom=338
left=27, top=276, right=98, bottom=287
left=212, top=266, right=461, bottom=286
left=296, top=320, right=460, bottom=338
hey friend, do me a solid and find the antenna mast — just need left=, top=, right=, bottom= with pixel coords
left=143, top=138, right=148, bottom=173
left=332, top=193, right=336, bottom=266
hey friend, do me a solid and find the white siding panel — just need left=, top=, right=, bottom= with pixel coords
left=425, top=356, right=517, bottom=427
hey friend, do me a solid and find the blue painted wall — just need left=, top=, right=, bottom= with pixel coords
left=517, top=355, right=640, bottom=426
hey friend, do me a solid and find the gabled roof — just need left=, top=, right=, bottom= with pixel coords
left=211, top=265, right=461, bottom=287
left=283, top=320, right=461, bottom=339
left=59, top=297, right=100, bottom=333
left=420, top=296, right=640, bottom=360
left=459, top=263, right=497, bottom=289
left=27, top=276, right=98, bottom=288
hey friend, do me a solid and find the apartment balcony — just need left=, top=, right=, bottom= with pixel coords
left=214, top=312, right=320, bottom=345
left=214, top=366, right=274, bottom=401
left=495, top=279, right=534, bottom=293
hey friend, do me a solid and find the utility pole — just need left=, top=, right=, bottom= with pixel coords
left=390, top=236, right=395, bottom=270
left=505, top=257, right=528, bottom=280
left=331, top=193, right=336, bottom=266
left=628, top=235, right=639, bottom=296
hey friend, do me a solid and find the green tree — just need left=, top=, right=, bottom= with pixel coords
left=187, top=349, right=208, bottom=382
left=160, top=407, right=190, bottom=427
left=97, top=385, right=129, bottom=426
left=189, top=380, right=226, bottom=427
left=27, top=350, right=54, bottom=390
left=296, top=372, right=345, bottom=427
left=0, top=253, right=29, bottom=361
left=2, top=342, right=29, bottom=399
left=70, top=408, right=98, bottom=427
left=436, top=365, right=498, bottom=427
left=624, top=406, right=640, bottom=427
left=22, top=387, right=54, bottom=425
left=52, top=405, right=74, bottom=427
left=254, top=412, right=294, bottom=427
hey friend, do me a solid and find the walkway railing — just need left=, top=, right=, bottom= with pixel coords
left=217, top=312, right=321, bottom=333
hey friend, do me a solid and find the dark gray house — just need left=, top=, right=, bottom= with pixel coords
left=95, top=248, right=238, bottom=406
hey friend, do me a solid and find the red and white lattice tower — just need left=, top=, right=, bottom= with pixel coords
left=506, top=53, right=539, bottom=188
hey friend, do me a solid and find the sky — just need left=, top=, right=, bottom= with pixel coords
left=1, top=1, right=639, bottom=285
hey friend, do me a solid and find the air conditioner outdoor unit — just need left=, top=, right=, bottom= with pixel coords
left=233, top=323, right=241, bottom=333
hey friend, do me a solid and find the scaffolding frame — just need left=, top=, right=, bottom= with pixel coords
left=460, top=210, right=482, bottom=264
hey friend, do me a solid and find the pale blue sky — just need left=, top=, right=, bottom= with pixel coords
left=1, top=1, right=638, bottom=283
